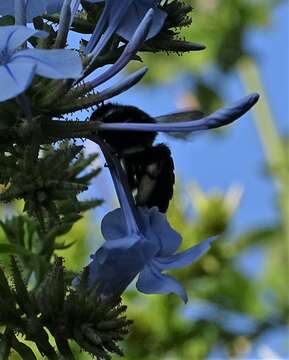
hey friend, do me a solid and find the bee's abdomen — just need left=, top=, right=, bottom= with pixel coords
left=135, top=144, right=175, bottom=213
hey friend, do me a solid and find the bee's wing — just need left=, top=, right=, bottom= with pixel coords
left=155, top=110, right=204, bottom=139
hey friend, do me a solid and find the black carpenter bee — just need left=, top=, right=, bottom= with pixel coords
left=90, top=103, right=203, bottom=212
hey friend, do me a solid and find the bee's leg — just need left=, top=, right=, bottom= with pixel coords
left=135, top=163, right=159, bottom=207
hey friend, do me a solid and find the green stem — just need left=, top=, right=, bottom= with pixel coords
left=41, top=119, right=97, bottom=142
left=238, top=57, right=289, bottom=273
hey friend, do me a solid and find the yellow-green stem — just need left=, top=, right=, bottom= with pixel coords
left=238, top=57, right=289, bottom=276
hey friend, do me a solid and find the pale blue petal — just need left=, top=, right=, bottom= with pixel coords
left=104, top=233, right=140, bottom=250
left=87, top=238, right=147, bottom=296
left=98, top=94, right=260, bottom=133
left=117, top=4, right=166, bottom=40
left=87, top=8, right=154, bottom=87
left=146, top=207, right=182, bottom=256
left=0, top=26, right=47, bottom=53
left=89, top=0, right=132, bottom=57
left=104, top=233, right=158, bottom=258
left=92, top=67, right=148, bottom=102
left=46, top=0, right=64, bottom=14
left=86, top=0, right=165, bottom=46
left=101, top=208, right=127, bottom=240
left=0, top=0, right=63, bottom=21
left=0, top=62, right=35, bottom=102
left=84, top=1, right=110, bottom=54
left=100, top=208, right=156, bottom=254
left=101, top=209, right=159, bottom=259
left=136, top=263, right=188, bottom=302
left=154, top=237, right=216, bottom=270
left=101, top=207, right=181, bottom=256
left=12, top=49, right=82, bottom=79
left=26, top=0, right=47, bottom=20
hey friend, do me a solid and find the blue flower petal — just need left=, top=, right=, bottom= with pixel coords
left=87, top=235, right=148, bottom=296
left=101, top=208, right=127, bottom=240
left=87, top=8, right=154, bottom=87
left=104, top=233, right=139, bottom=250
left=25, top=0, right=47, bottom=20
left=46, top=0, right=64, bottom=14
left=0, top=62, right=35, bottom=102
left=117, top=3, right=167, bottom=40
left=136, top=263, right=188, bottom=302
left=12, top=49, right=82, bottom=79
left=86, top=0, right=164, bottom=55
left=0, top=0, right=64, bottom=21
left=0, top=26, right=47, bottom=53
left=84, top=1, right=110, bottom=54
left=154, top=237, right=216, bottom=270
left=101, top=209, right=160, bottom=260
left=104, top=233, right=158, bottom=259
left=93, top=66, right=148, bottom=102
left=144, top=207, right=182, bottom=256
left=89, top=0, right=133, bottom=56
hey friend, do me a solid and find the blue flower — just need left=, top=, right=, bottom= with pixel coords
left=85, top=0, right=166, bottom=55
left=83, top=141, right=215, bottom=302
left=0, top=26, right=82, bottom=102
left=0, top=0, right=64, bottom=21
left=88, top=207, right=215, bottom=302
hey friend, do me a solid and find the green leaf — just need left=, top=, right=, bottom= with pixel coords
left=0, top=330, right=12, bottom=360
left=54, top=240, right=76, bottom=250
left=10, top=257, right=35, bottom=316
left=0, top=244, right=32, bottom=256
left=11, top=335, right=37, bottom=360
left=0, top=16, right=15, bottom=26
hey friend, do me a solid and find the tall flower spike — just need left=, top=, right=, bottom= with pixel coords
left=0, top=26, right=82, bottom=102
left=95, top=93, right=260, bottom=133
left=84, top=139, right=216, bottom=302
left=85, top=0, right=166, bottom=56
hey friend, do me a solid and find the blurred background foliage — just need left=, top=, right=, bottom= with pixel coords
left=1, top=0, right=288, bottom=359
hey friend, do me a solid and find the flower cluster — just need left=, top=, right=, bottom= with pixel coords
left=0, top=0, right=259, bottom=358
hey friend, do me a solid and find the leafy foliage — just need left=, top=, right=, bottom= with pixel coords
left=0, top=257, right=131, bottom=360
